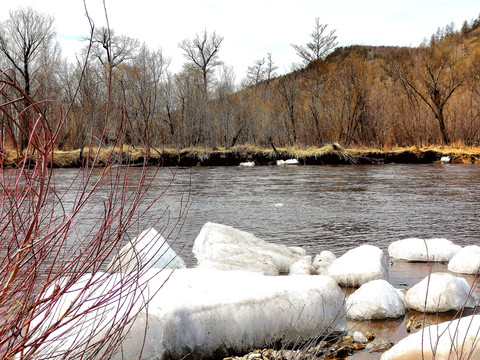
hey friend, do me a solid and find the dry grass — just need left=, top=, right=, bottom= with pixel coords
left=2, top=144, right=480, bottom=168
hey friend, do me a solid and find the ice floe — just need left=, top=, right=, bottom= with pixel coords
left=381, top=314, right=480, bottom=359
left=195, top=253, right=279, bottom=275
left=193, top=222, right=304, bottom=275
left=388, top=238, right=461, bottom=262
left=27, top=271, right=148, bottom=359
left=288, top=256, right=317, bottom=275
left=31, top=268, right=347, bottom=360
left=448, top=245, right=480, bottom=274
left=346, top=279, right=405, bottom=320
left=106, top=228, right=185, bottom=272
left=312, top=251, right=336, bottom=273
left=323, top=245, right=388, bottom=287
left=405, top=272, right=479, bottom=312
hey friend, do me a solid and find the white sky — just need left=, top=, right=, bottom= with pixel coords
left=4, top=0, right=480, bottom=80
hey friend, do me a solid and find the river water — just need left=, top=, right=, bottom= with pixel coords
left=52, top=163, right=479, bottom=359
left=54, top=163, right=480, bottom=265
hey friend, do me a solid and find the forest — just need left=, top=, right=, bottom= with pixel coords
left=1, top=8, right=480, bottom=154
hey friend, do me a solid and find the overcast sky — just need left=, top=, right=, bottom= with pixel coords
left=4, top=0, right=480, bottom=80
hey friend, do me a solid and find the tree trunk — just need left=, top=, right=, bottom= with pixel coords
left=436, top=110, right=450, bottom=144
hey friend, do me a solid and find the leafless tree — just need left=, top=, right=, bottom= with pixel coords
left=291, top=18, right=338, bottom=66
left=90, top=27, right=140, bottom=71
left=386, top=38, right=464, bottom=145
left=159, top=71, right=178, bottom=145
left=247, top=58, right=266, bottom=86
left=178, top=29, right=223, bottom=95
left=265, top=53, right=278, bottom=85
left=87, top=27, right=140, bottom=144
left=120, top=44, right=168, bottom=145
left=278, top=73, right=299, bottom=144
left=0, top=7, right=56, bottom=97
left=0, top=7, right=57, bottom=150
left=90, top=27, right=140, bottom=95
left=175, top=64, right=209, bottom=146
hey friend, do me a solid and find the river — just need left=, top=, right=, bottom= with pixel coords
left=51, top=163, right=480, bottom=359
left=54, top=163, right=480, bottom=265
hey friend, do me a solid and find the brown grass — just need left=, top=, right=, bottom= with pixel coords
left=2, top=144, right=480, bottom=168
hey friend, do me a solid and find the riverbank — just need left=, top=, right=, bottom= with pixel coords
left=9, top=144, right=480, bottom=168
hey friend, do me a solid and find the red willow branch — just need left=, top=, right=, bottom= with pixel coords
left=0, top=5, right=187, bottom=358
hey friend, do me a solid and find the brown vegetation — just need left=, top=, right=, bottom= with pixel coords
left=3, top=144, right=475, bottom=168
left=2, top=11, right=480, bottom=153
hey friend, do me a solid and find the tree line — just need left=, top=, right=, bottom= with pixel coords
left=1, top=7, right=480, bottom=152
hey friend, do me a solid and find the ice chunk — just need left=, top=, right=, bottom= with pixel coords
left=405, top=272, right=479, bottom=312
left=196, top=253, right=278, bottom=275
left=106, top=228, right=185, bottom=272
left=288, top=256, right=316, bottom=275
left=324, top=245, right=388, bottom=287
left=388, top=238, right=461, bottom=262
left=313, top=251, right=336, bottom=272
left=289, top=246, right=307, bottom=256
left=26, top=271, right=151, bottom=359
left=448, top=245, right=480, bottom=274
left=31, top=269, right=347, bottom=360
left=193, top=222, right=304, bottom=274
left=346, top=279, right=405, bottom=320
left=381, top=314, right=480, bottom=359
left=125, top=269, right=346, bottom=359
left=239, top=161, right=255, bottom=167
left=353, top=331, right=368, bottom=344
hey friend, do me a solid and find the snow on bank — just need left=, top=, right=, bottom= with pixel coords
left=276, top=159, right=299, bottom=165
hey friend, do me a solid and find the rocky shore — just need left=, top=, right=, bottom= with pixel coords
left=225, top=332, right=383, bottom=360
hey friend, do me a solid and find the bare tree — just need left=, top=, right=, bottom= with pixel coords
left=291, top=18, right=338, bottom=66
left=87, top=27, right=140, bottom=143
left=247, top=57, right=266, bottom=86
left=278, top=74, right=299, bottom=144
left=159, top=71, right=178, bottom=145
left=175, top=64, right=209, bottom=146
left=90, top=27, right=140, bottom=93
left=90, top=27, right=140, bottom=71
left=0, top=7, right=56, bottom=150
left=246, top=53, right=277, bottom=86
left=0, top=7, right=55, bottom=97
left=120, top=44, right=168, bottom=145
left=386, top=38, right=464, bottom=145
left=265, top=53, right=278, bottom=85
left=178, top=29, right=223, bottom=94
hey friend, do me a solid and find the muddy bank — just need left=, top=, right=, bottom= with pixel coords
left=145, top=147, right=480, bottom=167
left=7, top=145, right=480, bottom=168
